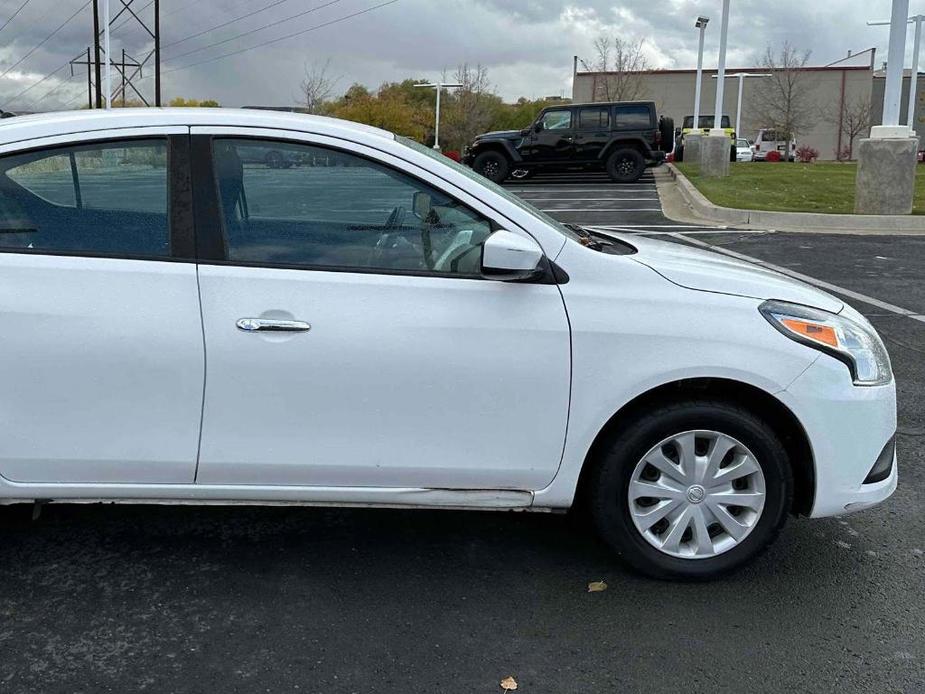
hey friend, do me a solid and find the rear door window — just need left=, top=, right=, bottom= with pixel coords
left=0, top=139, right=169, bottom=257
left=577, top=107, right=610, bottom=130
left=614, top=105, right=653, bottom=130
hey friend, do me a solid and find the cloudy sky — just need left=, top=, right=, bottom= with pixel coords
left=0, top=0, right=909, bottom=111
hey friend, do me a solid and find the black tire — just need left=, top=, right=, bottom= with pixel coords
left=473, top=151, right=510, bottom=183
left=588, top=400, right=792, bottom=581
left=675, top=144, right=684, bottom=163
left=658, top=116, right=675, bottom=153
left=606, top=148, right=645, bottom=182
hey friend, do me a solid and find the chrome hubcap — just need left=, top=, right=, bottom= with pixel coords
left=628, top=430, right=766, bottom=559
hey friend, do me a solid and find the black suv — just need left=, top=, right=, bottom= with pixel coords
left=463, top=101, right=673, bottom=183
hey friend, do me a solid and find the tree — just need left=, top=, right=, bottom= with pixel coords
left=580, top=35, right=650, bottom=102
left=441, top=64, right=505, bottom=152
left=169, top=97, right=220, bottom=107
left=752, top=42, right=815, bottom=141
left=823, top=93, right=872, bottom=160
left=299, top=59, right=338, bottom=114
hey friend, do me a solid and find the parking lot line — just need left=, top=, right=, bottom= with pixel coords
left=515, top=197, right=660, bottom=202
left=540, top=208, right=663, bottom=212
left=673, top=233, right=925, bottom=322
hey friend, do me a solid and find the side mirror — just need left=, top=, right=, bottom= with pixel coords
left=534, top=120, right=544, bottom=133
left=412, top=191, right=432, bottom=219
left=481, top=229, right=545, bottom=281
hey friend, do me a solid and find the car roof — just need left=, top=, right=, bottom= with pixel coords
left=0, top=107, right=396, bottom=146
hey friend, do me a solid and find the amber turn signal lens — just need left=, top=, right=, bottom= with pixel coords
left=781, top=318, right=839, bottom=348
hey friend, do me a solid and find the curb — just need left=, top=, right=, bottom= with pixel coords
left=665, top=163, right=925, bottom=233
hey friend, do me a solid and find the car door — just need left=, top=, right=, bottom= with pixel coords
left=0, top=130, right=205, bottom=484
left=190, top=129, right=571, bottom=490
left=573, top=105, right=612, bottom=161
left=526, top=109, right=576, bottom=163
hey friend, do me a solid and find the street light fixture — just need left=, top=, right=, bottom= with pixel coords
left=693, top=16, right=710, bottom=129
left=713, top=72, right=771, bottom=136
left=868, top=14, right=925, bottom=129
left=414, top=81, right=464, bottom=151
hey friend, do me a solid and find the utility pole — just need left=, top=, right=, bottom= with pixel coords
left=711, top=0, right=731, bottom=136
left=414, top=81, right=463, bottom=150
left=92, top=0, right=102, bottom=108
left=693, top=16, right=709, bottom=129
left=701, top=0, right=732, bottom=177
left=87, top=0, right=162, bottom=108
left=70, top=50, right=143, bottom=108
left=103, top=0, right=111, bottom=109
left=868, top=14, right=925, bottom=129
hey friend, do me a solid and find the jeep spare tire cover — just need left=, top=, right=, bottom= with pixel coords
left=659, top=116, right=675, bottom=152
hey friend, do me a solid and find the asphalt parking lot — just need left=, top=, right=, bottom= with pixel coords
left=0, top=166, right=923, bottom=693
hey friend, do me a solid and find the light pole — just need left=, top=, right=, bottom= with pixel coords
left=711, top=0, right=731, bottom=136
left=693, top=16, right=709, bottom=129
left=713, top=72, right=771, bottom=135
left=856, top=0, right=918, bottom=215
left=868, top=14, right=925, bottom=129
left=103, top=0, right=111, bottom=109
left=415, top=81, right=463, bottom=151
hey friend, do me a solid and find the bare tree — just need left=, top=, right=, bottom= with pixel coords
left=442, top=63, right=502, bottom=151
left=579, top=35, right=650, bottom=102
left=823, top=93, right=873, bottom=160
left=752, top=42, right=816, bottom=140
left=299, top=59, right=338, bottom=114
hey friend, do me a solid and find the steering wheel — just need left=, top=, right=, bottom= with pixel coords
left=433, top=229, right=476, bottom=273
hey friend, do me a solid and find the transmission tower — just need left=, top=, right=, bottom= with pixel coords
left=74, top=0, right=161, bottom=108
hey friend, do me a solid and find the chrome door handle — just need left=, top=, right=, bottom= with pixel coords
left=236, top=318, right=311, bottom=333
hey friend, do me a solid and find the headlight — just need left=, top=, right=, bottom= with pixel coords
left=759, top=300, right=892, bottom=386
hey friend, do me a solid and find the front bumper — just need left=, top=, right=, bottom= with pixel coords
left=778, top=355, right=898, bottom=518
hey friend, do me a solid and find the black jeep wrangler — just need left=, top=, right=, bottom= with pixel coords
left=463, top=101, right=673, bottom=183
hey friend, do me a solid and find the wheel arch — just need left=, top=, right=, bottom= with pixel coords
left=574, top=377, right=815, bottom=516
left=472, top=140, right=521, bottom=163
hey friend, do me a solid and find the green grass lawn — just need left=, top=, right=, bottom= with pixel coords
left=675, top=162, right=925, bottom=215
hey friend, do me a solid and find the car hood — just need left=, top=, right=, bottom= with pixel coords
left=614, top=233, right=844, bottom=313
left=474, top=129, right=523, bottom=142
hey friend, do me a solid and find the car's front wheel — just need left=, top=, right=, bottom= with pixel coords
left=589, top=401, right=792, bottom=580
left=606, top=148, right=645, bottom=182
left=473, top=151, right=511, bottom=183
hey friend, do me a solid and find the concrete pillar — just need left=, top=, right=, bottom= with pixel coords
left=700, top=134, right=730, bottom=177
left=683, top=133, right=703, bottom=166
left=855, top=135, right=919, bottom=214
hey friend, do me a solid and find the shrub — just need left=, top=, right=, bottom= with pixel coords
left=765, top=150, right=782, bottom=162
left=796, top=145, right=819, bottom=163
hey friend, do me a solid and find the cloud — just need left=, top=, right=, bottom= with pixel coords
left=0, top=0, right=905, bottom=111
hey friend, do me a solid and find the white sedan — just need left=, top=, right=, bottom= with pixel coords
left=736, top=138, right=755, bottom=162
left=0, top=109, right=896, bottom=579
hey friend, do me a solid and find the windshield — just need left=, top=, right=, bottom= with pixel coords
left=396, top=136, right=581, bottom=243
left=683, top=115, right=732, bottom=129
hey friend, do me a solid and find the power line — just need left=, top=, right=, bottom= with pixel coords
left=5, top=59, right=69, bottom=106
left=163, top=0, right=305, bottom=50
left=0, top=0, right=34, bottom=36
left=0, top=0, right=91, bottom=82
left=161, top=0, right=398, bottom=74
left=165, top=0, right=345, bottom=60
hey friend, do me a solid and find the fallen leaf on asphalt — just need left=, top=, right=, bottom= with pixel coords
left=587, top=580, right=608, bottom=593
left=500, top=675, right=518, bottom=690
